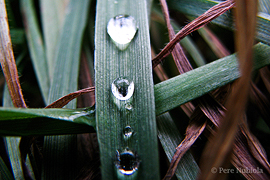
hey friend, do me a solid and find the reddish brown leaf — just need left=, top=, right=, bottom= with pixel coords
left=152, top=0, right=235, bottom=68
left=162, top=114, right=207, bottom=180
left=232, top=123, right=270, bottom=179
left=0, top=1, right=27, bottom=108
left=45, top=87, right=95, bottom=108
left=250, top=83, right=270, bottom=128
left=159, top=0, right=193, bottom=74
left=198, top=0, right=258, bottom=179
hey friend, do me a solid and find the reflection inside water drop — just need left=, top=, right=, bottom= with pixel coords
left=123, top=126, right=133, bottom=140
left=115, top=148, right=139, bottom=175
left=107, top=14, right=138, bottom=50
left=111, top=77, right=134, bottom=101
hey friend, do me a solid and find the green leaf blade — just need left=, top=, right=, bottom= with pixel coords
left=95, top=0, right=160, bottom=179
left=20, top=0, right=50, bottom=104
left=0, top=108, right=95, bottom=136
left=155, top=43, right=270, bottom=115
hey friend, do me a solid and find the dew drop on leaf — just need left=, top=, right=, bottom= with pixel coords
left=107, top=15, right=138, bottom=50
left=115, top=148, right=139, bottom=175
left=111, top=77, right=134, bottom=101
left=123, top=126, right=133, bottom=140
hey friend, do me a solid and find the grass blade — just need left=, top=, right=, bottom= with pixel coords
left=0, top=0, right=26, bottom=108
left=157, top=113, right=199, bottom=180
left=95, top=0, right=159, bottom=179
left=20, top=0, right=50, bottom=103
left=0, top=107, right=95, bottom=136
left=152, top=0, right=235, bottom=68
left=42, top=0, right=91, bottom=179
left=155, top=43, right=270, bottom=115
left=40, top=0, right=69, bottom=78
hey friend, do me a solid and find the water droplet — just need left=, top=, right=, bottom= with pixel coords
left=107, top=15, right=138, bottom=50
left=111, top=77, right=134, bottom=101
left=115, top=148, right=139, bottom=175
left=125, top=103, right=133, bottom=110
left=123, top=126, right=133, bottom=140
left=114, top=0, right=118, bottom=4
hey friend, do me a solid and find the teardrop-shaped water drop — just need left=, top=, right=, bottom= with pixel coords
left=111, top=77, right=134, bottom=101
left=123, top=126, right=133, bottom=140
left=107, top=15, right=138, bottom=50
left=115, top=148, right=139, bottom=175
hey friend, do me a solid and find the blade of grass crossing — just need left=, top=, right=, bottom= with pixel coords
left=155, top=43, right=270, bottom=116
left=151, top=7, right=206, bottom=67
left=42, top=0, right=91, bottom=179
left=0, top=107, right=96, bottom=136
left=157, top=113, right=199, bottom=180
left=20, top=0, right=50, bottom=104
left=95, top=0, right=159, bottom=179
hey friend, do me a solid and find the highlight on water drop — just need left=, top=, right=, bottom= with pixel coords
left=107, top=14, right=138, bottom=50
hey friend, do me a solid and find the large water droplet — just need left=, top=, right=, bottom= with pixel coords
left=123, top=126, right=133, bottom=140
left=115, top=148, right=139, bottom=175
left=107, top=15, right=138, bottom=50
left=111, top=77, right=134, bottom=101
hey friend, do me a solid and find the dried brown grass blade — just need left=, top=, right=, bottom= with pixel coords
left=240, top=123, right=270, bottom=173
left=159, top=0, right=192, bottom=74
left=198, top=0, right=258, bottom=179
left=162, top=115, right=207, bottom=180
left=1, top=1, right=32, bottom=178
left=152, top=0, right=235, bottom=68
left=232, top=122, right=270, bottom=179
left=45, top=87, right=95, bottom=108
left=0, top=0, right=27, bottom=108
left=250, top=83, right=270, bottom=127
left=159, top=1, right=234, bottom=179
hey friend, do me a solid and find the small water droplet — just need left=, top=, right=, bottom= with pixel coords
left=107, top=15, right=138, bottom=50
left=112, top=77, right=134, bottom=101
left=115, top=148, right=139, bottom=175
left=114, top=0, right=118, bottom=4
left=123, top=126, right=133, bottom=140
left=125, top=103, right=133, bottom=110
